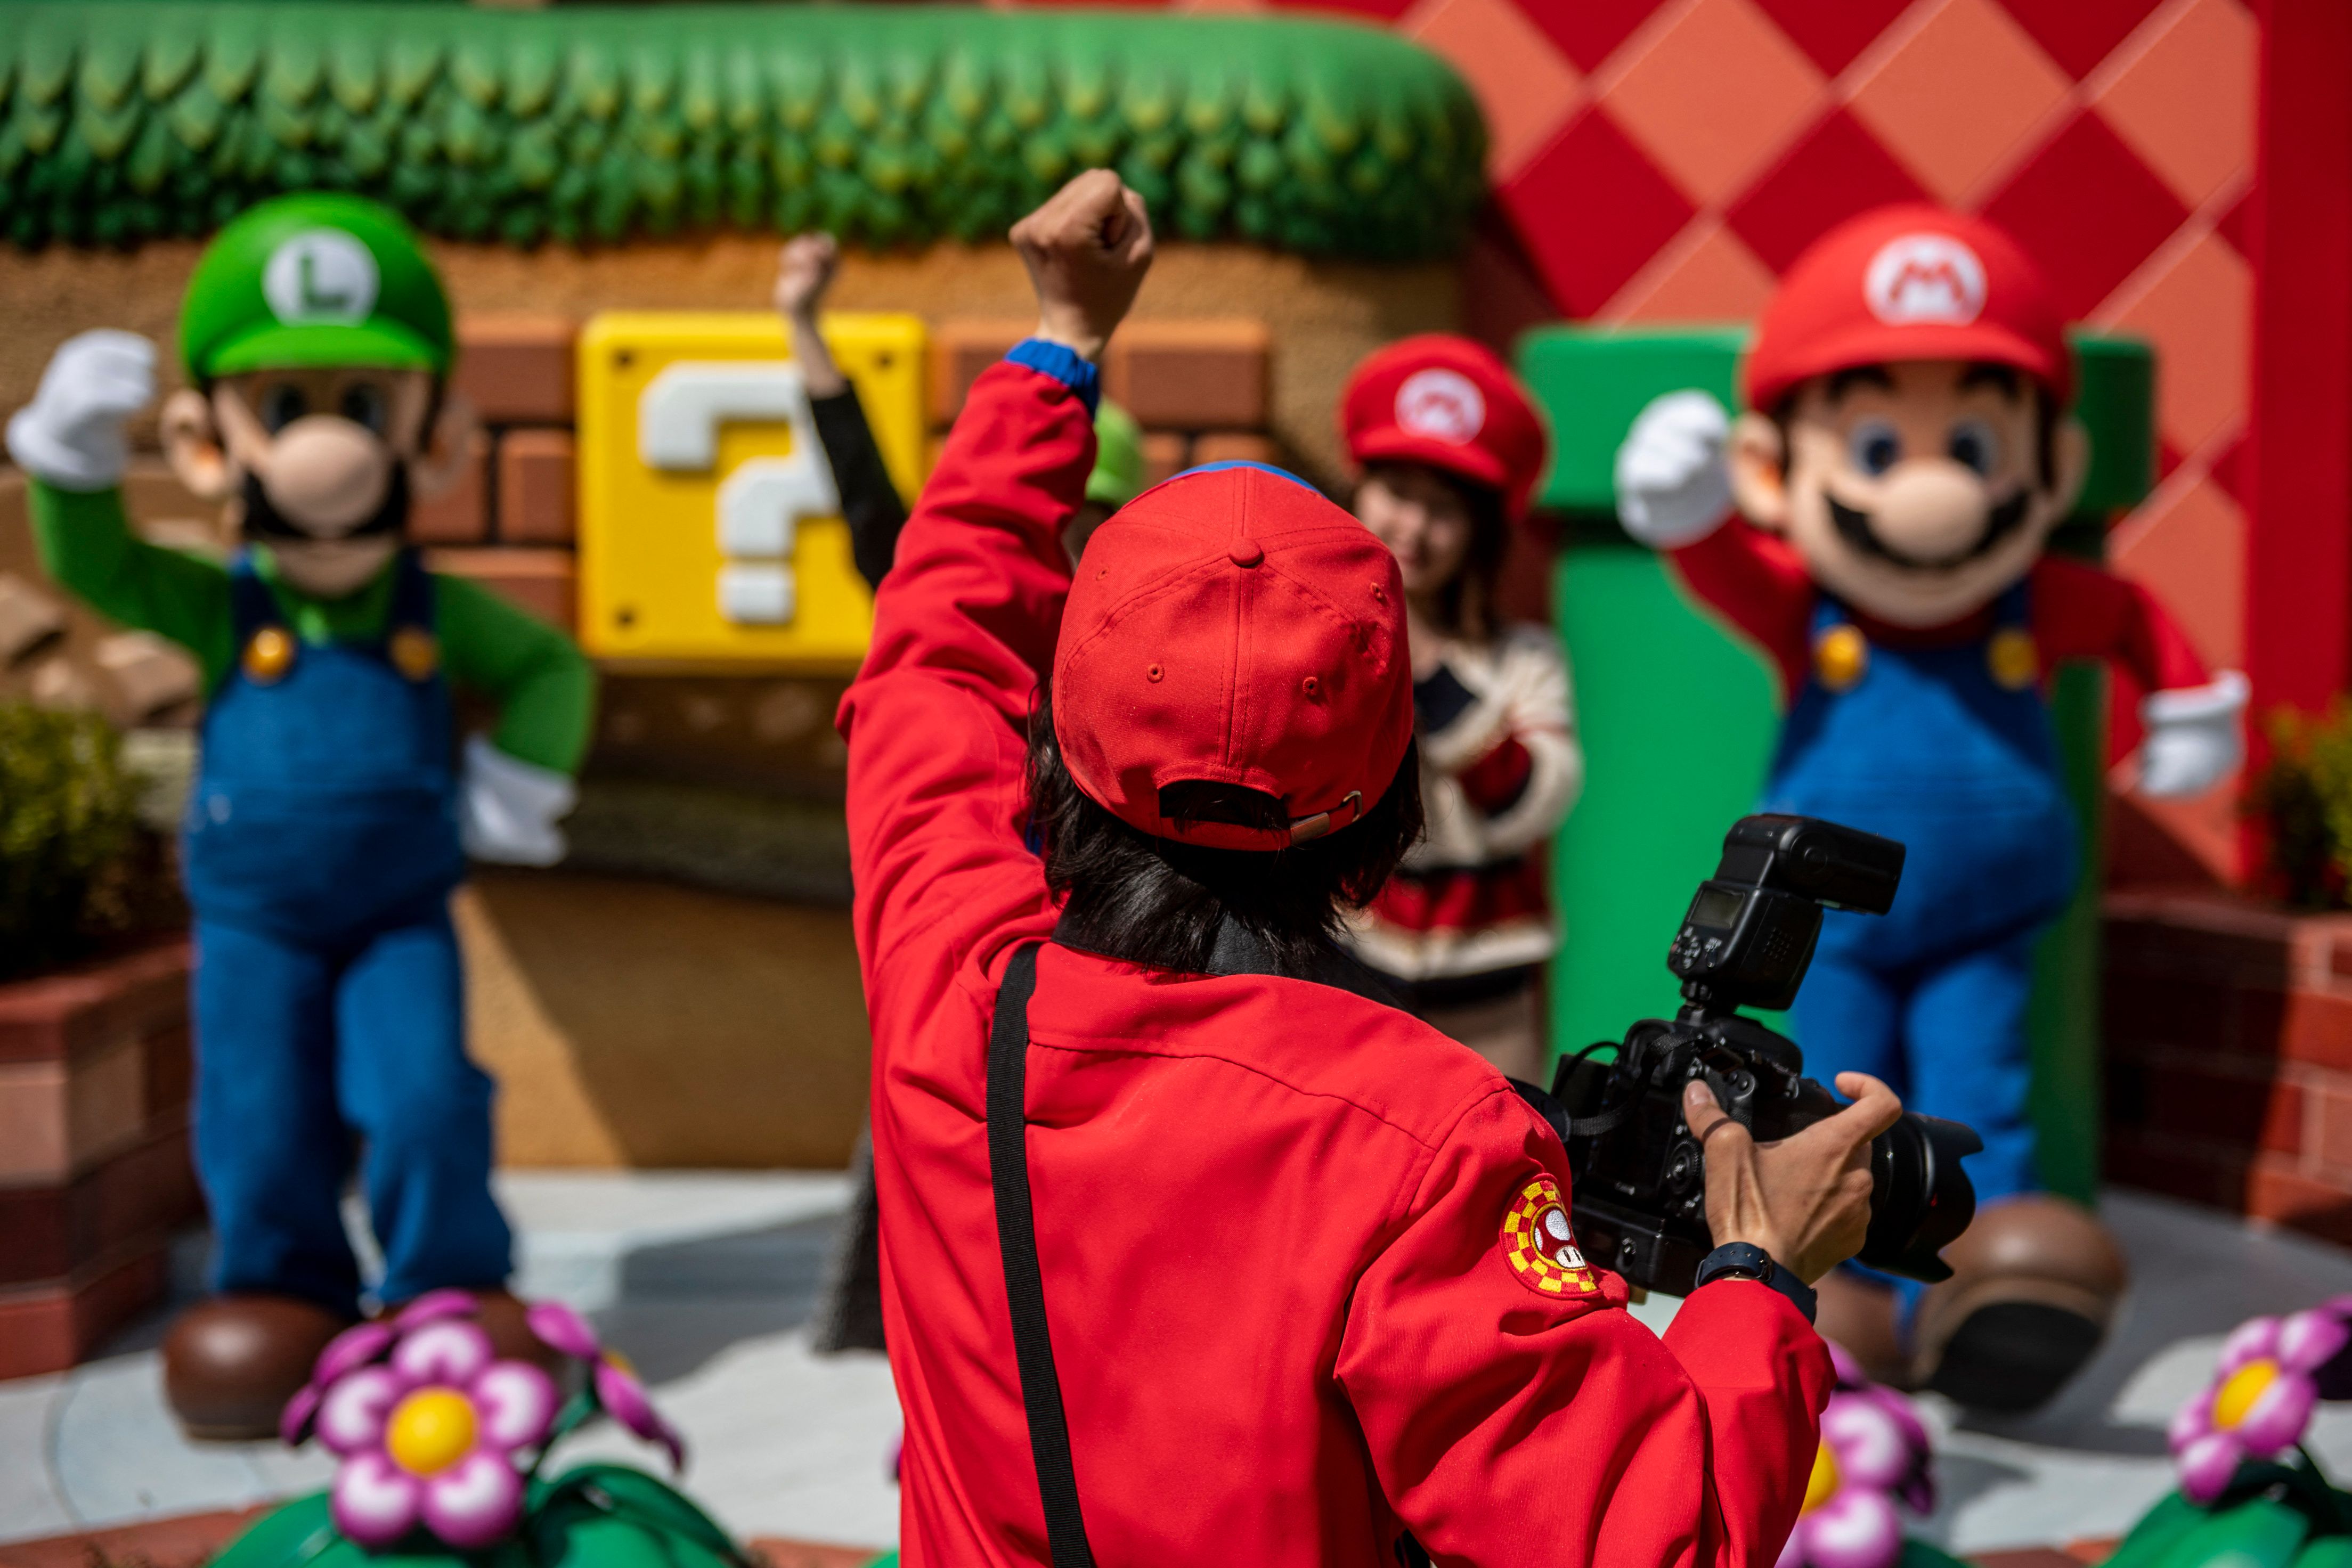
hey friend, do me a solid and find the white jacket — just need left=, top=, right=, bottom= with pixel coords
left=1347, top=623, right=1583, bottom=983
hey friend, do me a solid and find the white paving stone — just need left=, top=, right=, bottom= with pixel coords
left=0, top=1373, right=74, bottom=1540
left=4, top=1177, right=2349, bottom=1557
left=47, top=1353, right=335, bottom=1527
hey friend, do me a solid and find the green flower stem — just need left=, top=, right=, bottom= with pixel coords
left=526, top=1387, right=603, bottom=1483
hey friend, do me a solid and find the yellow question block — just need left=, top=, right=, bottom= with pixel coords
left=576, top=311, right=927, bottom=666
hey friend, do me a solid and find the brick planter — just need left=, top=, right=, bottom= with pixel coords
left=2103, top=890, right=2352, bottom=1243
left=0, top=938, right=201, bottom=1378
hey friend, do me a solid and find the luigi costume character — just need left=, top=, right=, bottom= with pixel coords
left=1613, top=205, right=2243, bottom=1412
left=7, top=194, right=595, bottom=1439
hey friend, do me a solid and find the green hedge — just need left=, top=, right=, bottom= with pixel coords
left=0, top=3, right=1486, bottom=258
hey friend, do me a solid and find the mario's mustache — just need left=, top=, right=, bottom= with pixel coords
left=1827, top=488, right=2030, bottom=573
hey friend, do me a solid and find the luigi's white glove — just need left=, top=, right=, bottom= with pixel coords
left=1614, top=390, right=1736, bottom=549
left=7, top=330, right=156, bottom=492
left=2137, top=671, right=2249, bottom=798
left=460, top=735, right=579, bottom=867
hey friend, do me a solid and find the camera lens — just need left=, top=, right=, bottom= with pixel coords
left=1857, top=1112, right=1982, bottom=1282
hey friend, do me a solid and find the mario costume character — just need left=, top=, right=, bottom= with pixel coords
left=1337, top=337, right=1582, bottom=1085
left=7, top=194, right=593, bottom=1439
left=1613, top=205, right=2243, bottom=1410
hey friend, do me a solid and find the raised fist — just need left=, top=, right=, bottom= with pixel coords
left=1010, top=169, right=1154, bottom=363
left=1614, top=389, right=1735, bottom=549
left=774, top=233, right=841, bottom=323
left=7, top=330, right=157, bottom=491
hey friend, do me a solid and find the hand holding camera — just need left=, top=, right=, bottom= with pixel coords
left=1551, top=814, right=1983, bottom=1295
left=1011, top=169, right=1154, bottom=363
left=1683, top=1068, right=1900, bottom=1286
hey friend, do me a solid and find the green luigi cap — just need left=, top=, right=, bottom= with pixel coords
left=180, top=194, right=453, bottom=384
left=1087, top=401, right=1145, bottom=510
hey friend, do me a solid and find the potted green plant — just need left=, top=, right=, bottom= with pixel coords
left=0, top=699, right=198, bottom=1377
left=2101, top=702, right=2352, bottom=1245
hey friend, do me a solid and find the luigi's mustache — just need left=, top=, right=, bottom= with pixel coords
left=240, top=463, right=410, bottom=544
left=1827, top=488, right=2031, bottom=574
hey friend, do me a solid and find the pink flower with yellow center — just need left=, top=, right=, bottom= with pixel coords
left=2169, top=1309, right=2350, bottom=1505
left=1778, top=1345, right=1936, bottom=1568
left=283, top=1291, right=558, bottom=1549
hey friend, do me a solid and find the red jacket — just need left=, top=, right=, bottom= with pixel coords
left=1672, top=521, right=2211, bottom=706
left=839, top=357, right=1835, bottom=1567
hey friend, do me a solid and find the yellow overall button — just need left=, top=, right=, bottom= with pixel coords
left=1988, top=626, right=2040, bottom=690
left=242, top=626, right=295, bottom=684
left=1814, top=624, right=1869, bottom=691
left=390, top=626, right=441, bottom=682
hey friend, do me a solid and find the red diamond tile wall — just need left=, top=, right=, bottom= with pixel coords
left=1036, top=0, right=2262, bottom=872
left=1064, top=0, right=2253, bottom=658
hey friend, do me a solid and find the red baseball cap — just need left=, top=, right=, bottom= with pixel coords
left=1745, top=203, right=2073, bottom=414
left=1340, top=334, right=1548, bottom=520
left=1052, top=462, right=1414, bottom=852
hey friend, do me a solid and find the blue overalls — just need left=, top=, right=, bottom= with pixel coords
left=1762, top=583, right=2076, bottom=1301
left=183, top=551, right=511, bottom=1316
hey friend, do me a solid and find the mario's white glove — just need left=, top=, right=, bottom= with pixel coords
left=7, top=331, right=156, bottom=492
left=1614, top=390, right=1735, bottom=549
left=460, top=734, right=578, bottom=867
left=2137, top=671, right=2249, bottom=798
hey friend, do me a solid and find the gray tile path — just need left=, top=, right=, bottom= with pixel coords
left=1, top=1179, right=2343, bottom=1556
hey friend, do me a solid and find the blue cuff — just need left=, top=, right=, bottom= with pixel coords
left=1006, top=338, right=1101, bottom=416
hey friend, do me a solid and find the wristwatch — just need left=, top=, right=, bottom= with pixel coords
left=1693, top=1242, right=1818, bottom=1324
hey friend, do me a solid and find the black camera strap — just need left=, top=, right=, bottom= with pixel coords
left=982, top=922, right=1450, bottom=1568
left=988, top=941, right=1098, bottom=1568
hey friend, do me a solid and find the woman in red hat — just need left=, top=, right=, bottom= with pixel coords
left=1338, top=336, right=1580, bottom=1084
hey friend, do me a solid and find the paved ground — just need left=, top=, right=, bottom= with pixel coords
left=3, top=1177, right=2347, bottom=1556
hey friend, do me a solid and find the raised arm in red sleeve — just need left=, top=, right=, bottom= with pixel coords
left=1339, top=1088, right=1836, bottom=1566
left=837, top=358, right=1095, bottom=987
left=2029, top=554, right=2212, bottom=696
left=1668, top=523, right=1820, bottom=703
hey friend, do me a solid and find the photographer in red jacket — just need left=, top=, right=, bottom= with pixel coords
left=837, top=169, right=1905, bottom=1567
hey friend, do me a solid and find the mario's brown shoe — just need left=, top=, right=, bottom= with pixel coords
left=1912, top=1194, right=2126, bottom=1414
left=163, top=1293, right=355, bottom=1442
left=1815, top=1269, right=1908, bottom=1387
left=470, top=1288, right=568, bottom=1376
left=379, top=1287, right=568, bottom=1377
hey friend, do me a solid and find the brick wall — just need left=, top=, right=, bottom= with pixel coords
left=412, top=314, right=585, bottom=634
left=428, top=311, right=1281, bottom=656
left=2103, top=890, right=2352, bottom=1244
left=0, top=940, right=201, bottom=1377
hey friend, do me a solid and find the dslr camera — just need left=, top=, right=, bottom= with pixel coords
left=1544, top=814, right=1982, bottom=1296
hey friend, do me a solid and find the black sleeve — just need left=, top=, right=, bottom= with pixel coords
left=1412, top=664, right=1478, bottom=732
left=811, top=383, right=910, bottom=592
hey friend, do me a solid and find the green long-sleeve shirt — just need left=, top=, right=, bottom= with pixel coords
left=28, top=478, right=595, bottom=774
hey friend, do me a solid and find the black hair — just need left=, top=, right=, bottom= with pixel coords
left=1778, top=361, right=2061, bottom=489
left=1027, top=690, right=1424, bottom=979
left=1360, top=460, right=1511, bottom=641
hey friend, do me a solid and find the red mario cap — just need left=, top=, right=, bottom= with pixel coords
left=1745, top=203, right=2072, bottom=415
left=1340, top=334, right=1548, bottom=521
left=1052, top=462, right=1414, bottom=852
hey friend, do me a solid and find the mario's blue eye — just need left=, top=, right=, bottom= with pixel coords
left=1948, top=419, right=1999, bottom=477
left=1849, top=421, right=1901, bottom=477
